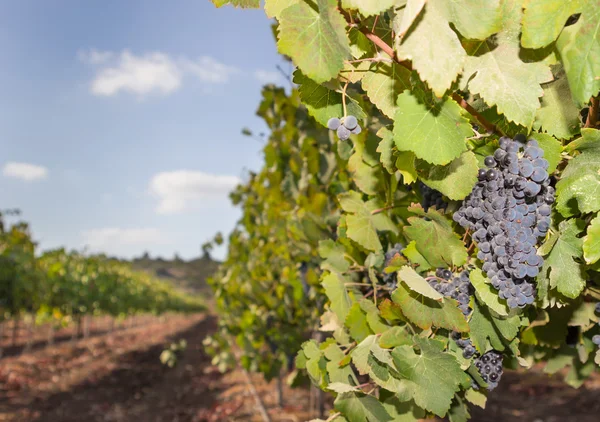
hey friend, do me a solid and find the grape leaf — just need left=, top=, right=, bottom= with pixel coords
left=379, top=299, right=405, bottom=322
left=392, top=281, right=469, bottom=332
left=395, top=0, right=426, bottom=38
left=380, top=391, right=425, bottom=422
left=210, top=0, right=259, bottom=8
left=556, top=129, right=600, bottom=216
left=348, top=151, right=381, bottom=195
left=394, top=1, right=467, bottom=96
left=469, top=299, right=520, bottom=353
left=521, top=0, right=580, bottom=48
left=583, top=214, right=600, bottom=264
left=533, top=132, right=563, bottom=174
left=435, top=0, right=501, bottom=40
left=319, top=239, right=351, bottom=272
left=379, top=326, right=413, bottom=348
left=402, top=239, right=432, bottom=270
left=376, top=127, right=396, bottom=174
left=533, top=71, right=581, bottom=140
left=278, top=0, right=350, bottom=83
left=469, top=269, right=509, bottom=316
left=555, top=1, right=600, bottom=105
left=346, top=302, right=373, bottom=343
left=322, top=272, right=352, bottom=322
left=461, top=0, right=553, bottom=127
left=341, top=0, right=396, bottom=17
left=328, top=382, right=359, bottom=393
left=295, top=71, right=366, bottom=127
left=539, top=219, right=586, bottom=299
left=391, top=337, right=471, bottom=417
left=415, top=151, right=479, bottom=200
left=362, top=62, right=411, bottom=118
left=360, top=299, right=390, bottom=334
left=403, top=206, right=468, bottom=268
left=394, top=89, right=472, bottom=165
left=397, top=266, right=443, bottom=301
left=334, top=392, right=393, bottom=422
left=464, top=388, right=487, bottom=409
left=396, top=152, right=418, bottom=185
left=264, top=0, right=298, bottom=18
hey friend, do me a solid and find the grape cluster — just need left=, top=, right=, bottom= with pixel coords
left=382, top=243, right=404, bottom=290
left=418, top=181, right=447, bottom=212
left=453, top=134, right=555, bottom=308
left=428, top=268, right=473, bottom=317
left=474, top=350, right=504, bottom=390
left=451, top=331, right=477, bottom=359
left=593, top=303, right=600, bottom=347
left=327, top=115, right=362, bottom=141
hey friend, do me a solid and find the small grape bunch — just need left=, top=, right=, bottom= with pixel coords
left=429, top=267, right=474, bottom=317
left=327, top=115, right=362, bottom=141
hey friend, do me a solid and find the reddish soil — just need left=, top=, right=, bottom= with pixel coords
left=2, top=313, right=600, bottom=422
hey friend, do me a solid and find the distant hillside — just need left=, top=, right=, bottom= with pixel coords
left=129, top=253, right=221, bottom=294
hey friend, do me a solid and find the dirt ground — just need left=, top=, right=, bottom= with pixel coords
left=1, top=313, right=600, bottom=422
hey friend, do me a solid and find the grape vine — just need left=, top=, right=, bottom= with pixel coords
left=208, top=0, right=600, bottom=420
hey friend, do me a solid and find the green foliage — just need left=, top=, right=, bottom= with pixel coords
left=209, top=1, right=600, bottom=420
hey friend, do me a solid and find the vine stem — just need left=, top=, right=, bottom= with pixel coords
left=371, top=204, right=402, bottom=215
left=342, top=80, right=349, bottom=117
left=344, top=13, right=500, bottom=135
left=585, top=96, right=599, bottom=128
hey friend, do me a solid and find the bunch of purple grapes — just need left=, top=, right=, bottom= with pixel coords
left=453, top=134, right=555, bottom=308
left=381, top=243, right=404, bottom=290
left=327, top=115, right=361, bottom=141
left=429, top=268, right=473, bottom=317
left=474, top=350, right=504, bottom=390
left=418, top=181, right=447, bottom=212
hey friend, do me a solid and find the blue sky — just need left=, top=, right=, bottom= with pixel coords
left=0, top=1, right=290, bottom=260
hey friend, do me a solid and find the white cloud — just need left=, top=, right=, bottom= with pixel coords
left=81, top=228, right=166, bottom=250
left=78, top=48, right=114, bottom=65
left=3, top=162, right=48, bottom=182
left=182, top=56, right=239, bottom=84
left=91, top=51, right=182, bottom=96
left=149, top=170, right=241, bottom=214
left=83, top=50, right=240, bottom=97
left=254, top=69, right=285, bottom=85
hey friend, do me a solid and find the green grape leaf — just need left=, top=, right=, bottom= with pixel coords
left=533, top=132, right=563, bottom=174
left=322, top=272, right=352, bottom=323
left=379, top=326, right=413, bottom=348
left=396, top=152, right=418, bottom=185
left=447, top=396, right=470, bottom=422
left=469, top=269, right=509, bottom=316
left=397, top=266, right=443, bottom=301
left=210, top=0, right=259, bottom=8
left=348, top=27, right=375, bottom=59
left=462, top=0, right=553, bottom=127
left=348, top=152, right=381, bottom=195
left=469, top=299, right=520, bottom=352
left=327, top=382, right=359, bottom=393
left=346, top=213, right=381, bottom=251
left=392, top=281, right=469, bottom=332
left=264, top=0, right=298, bottom=18
left=555, top=2, right=600, bottom=105
left=583, top=214, right=600, bottom=264
left=346, top=303, right=373, bottom=342
left=521, top=0, right=580, bottom=48
left=393, top=89, right=472, bottom=165
left=359, top=299, right=390, bottom=334
left=539, top=219, right=586, bottom=299
left=295, top=71, right=366, bottom=127
left=278, top=0, right=350, bottom=83
left=403, top=206, right=468, bottom=268
left=377, top=127, right=396, bottom=174
left=325, top=343, right=359, bottom=385
left=341, top=0, right=396, bottom=17
left=533, top=71, right=581, bottom=140
left=391, top=337, right=471, bottom=417
left=352, top=335, right=378, bottom=375
left=379, top=299, right=405, bottom=322
left=556, top=130, right=600, bottom=217
left=334, top=392, right=393, bottom=422
left=319, top=239, right=351, bottom=272
left=464, top=388, right=487, bottom=409
left=394, top=2, right=467, bottom=96
left=380, top=393, right=425, bottom=422
left=402, top=240, right=432, bottom=270
left=362, top=62, right=411, bottom=118
left=436, top=0, right=501, bottom=40
left=415, top=151, right=479, bottom=200
left=395, top=0, right=426, bottom=38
